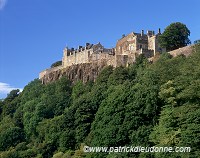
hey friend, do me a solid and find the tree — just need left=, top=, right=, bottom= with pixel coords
left=51, top=61, right=62, bottom=68
left=107, top=66, right=129, bottom=86
left=159, top=22, right=191, bottom=51
left=0, top=127, right=25, bottom=151
left=5, top=89, right=20, bottom=101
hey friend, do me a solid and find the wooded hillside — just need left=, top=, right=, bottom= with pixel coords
left=0, top=45, right=200, bottom=158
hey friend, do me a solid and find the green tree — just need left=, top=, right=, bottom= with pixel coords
left=51, top=61, right=62, bottom=68
left=89, top=83, right=131, bottom=147
left=159, top=22, right=191, bottom=51
left=107, top=66, right=129, bottom=86
left=150, top=46, right=200, bottom=157
left=0, top=127, right=25, bottom=151
left=5, top=89, right=20, bottom=102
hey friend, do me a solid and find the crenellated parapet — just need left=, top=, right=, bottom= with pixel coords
left=62, top=42, right=115, bottom=68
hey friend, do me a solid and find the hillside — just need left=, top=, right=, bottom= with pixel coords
left=0, top=44, right=200, bottom=158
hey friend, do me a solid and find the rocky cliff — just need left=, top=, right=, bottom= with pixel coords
left=40, top=61, right=108, bottom=84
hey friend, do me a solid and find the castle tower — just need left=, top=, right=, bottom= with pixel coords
left=147, top=30, right=161, bottom=56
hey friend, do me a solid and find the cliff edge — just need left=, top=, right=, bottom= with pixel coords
left=40, top=61, right=108, bottom=84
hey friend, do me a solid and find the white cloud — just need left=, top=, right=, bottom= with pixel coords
left=0, top=82, right=23, bottom=95
left=0, top=0, right=7, bottom=10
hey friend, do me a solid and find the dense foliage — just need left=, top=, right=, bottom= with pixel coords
left=0, top=44, right=200, bottom=158
left=159, top=22, right=191, bottom=51
left=51, top=61, right=62, bottom=68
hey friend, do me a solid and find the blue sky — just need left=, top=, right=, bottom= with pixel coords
left=0, top=0, right=200, bottom=99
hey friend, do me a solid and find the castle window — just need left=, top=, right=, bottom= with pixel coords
left=140, top=45, right=142, bottom=49
left=130, top=45, right=134, bottom=51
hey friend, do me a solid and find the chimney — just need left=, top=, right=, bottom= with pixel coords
left=158, top=28, right=161, bottom=34
left=86, top=43, right=90, bottom=47
left=147, top=30, right=153, bottom=36
left=141, top=30, right=144, bottom=36
left=85, top=43, right=90, bottom=49
left=78, top=46, right=82, bottom=49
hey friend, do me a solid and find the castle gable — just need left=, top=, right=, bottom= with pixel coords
left=116, top=29, right=161, bottom=56
left=92, top=42, right=104, bottom=53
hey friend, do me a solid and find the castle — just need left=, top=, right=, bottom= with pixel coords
left=39, top=29, right=164, bottom=79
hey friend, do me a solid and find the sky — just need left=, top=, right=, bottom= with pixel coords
left=0, top=0, right=200, bottom=99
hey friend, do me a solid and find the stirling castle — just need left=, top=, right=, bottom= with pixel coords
left=39, top=29, right=165, bottom=80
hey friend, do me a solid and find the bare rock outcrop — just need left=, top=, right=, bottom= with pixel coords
left=40, top=61, right=108, bottom=84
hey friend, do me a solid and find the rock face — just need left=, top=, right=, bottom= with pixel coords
left=168, top=45, right=193, bottom=57
left=40, top=61, right=108, bottom=84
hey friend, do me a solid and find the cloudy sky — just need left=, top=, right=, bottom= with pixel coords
left=0, top=0, right=200, bottom=99
left=0, top=82, right=22, bottom=98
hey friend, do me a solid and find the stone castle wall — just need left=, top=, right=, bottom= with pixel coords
left=39, top=65, right=63, bottom=79
left=62, top=49, right=90, bottom=67
left=168, top=45, right=193, bottom=57
left=95, top=53, right=115, bottom=66
left=62, top=43, right=111, bottom=68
